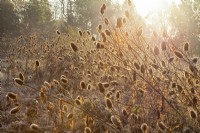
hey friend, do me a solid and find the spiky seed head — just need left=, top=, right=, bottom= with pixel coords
left=84, top=127, right=91, bottom=133
left=116, top=91, right=120, bottom=99
left=19, top=73, right=24, bottom=81
left=184, top=42, right=189, bottom=51
left=161, top=41, right=167, bottom=51
left=125, top=10, right=130, bottom=18
left=105, top=98, right=113, bottom=109
left=105, top=30, right=111, bottom=36
left=122, top=109, right=128, bottom=116
left=192, top=57, right=198, bottom=64
left=67, top=113, right=73, bottom=119
left=10, top=106, right=20, bottom=114
left=140, top=65, right=145, bottom=73
left=134, top=62, right=140, bottom=70
left=152, top=64, right=159, bottom=69
left=44, top=81, right=51, bottom=88
left=111, top=115, right=121, bottom=127
left=104, top=18, right=109, bottom=25
left=163, top=29, right=167, bottom=38
left=174, top=51, right=183, bottom=58
left=61, top=77, right=68, bottom=84
left=80, top=81, right=86, bottom=89
left=128, top=0, right=131, bottom=6
left=7, top=92, right=17, bottom=100
left=30, top=123, right=40, bottom=131
left=154, top=46, right=160, bottom=55
left=56, top=30, right=60, bottom=35
left=103, top=82, right=109, bottom=88
left=116, top=17, right=123, bottom=28
left=101, top=32, right=106, bottom=42
left=141, top=123, right=148, bottom=132
left=35, top=60, right=40, bottom=67
left=75, top=99, right=81, bottom=105
left=14, top=78, right=23, bottom=86
left=168, top=57, right=174, bottom=63
left=153, top=31, right=158, bottom=38
left=98, top=83, right=105, bottom=93
left=79, top=30, right=83, bottom=36
left=189, top=109, right=197, bottom=119
left=137, top=27, right=143, bottom=37
left=98, top=24, right=102, bottom=31
left=71, top=43, right=78, bottom=52
left=157, top=121, right=167, bottom=131
left=183, top=127, right=191, bottom=133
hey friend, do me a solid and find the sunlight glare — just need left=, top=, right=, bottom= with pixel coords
left=117, top=0, right=181, bottom=17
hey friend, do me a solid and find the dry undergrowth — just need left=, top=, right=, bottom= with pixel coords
left=0, top=1, right=200, bottom=133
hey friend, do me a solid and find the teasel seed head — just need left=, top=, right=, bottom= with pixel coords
left=98, top=83, right=105, bottom=93
left=154, top=46, right=160, bottom=55
left=61, top=77, right=68, bottom=84
left=105, top=98, right=113, bottom=109
left=19, top=73, right=24, bottom=81
left=153, top=31, right=158, bottom=38
left=35, top=60, right=40, bottom=67
left=111, top=115, right=121, bottom=128
left=116, top=91, right=120, bottom=99
left=104, top=18, right=109, bottom=25
left=80, top=81, right=86, bottom=89
left=10, top=106, right=20, bottom=114
left=184, top=42, right=189, bottom=51
left=105, top=29, right=111, bottom=36
left=183, top=127, right=191, bottom=133
left=168, top=57, right=174, bottom=63
left=141, top=123, right=148, bottom=132
left=71, top=42, right=78, bottom=52
left=101, top=32, right=107, bottom=42
left=7, top=92, right=17, bottom=100
left=116, top=17, right=123, bottom=28
left=84, top=127, right=91, bottom=133
left=30, top=123, right=40, bottom=131
left=134, top=62, right=140, bottom=70
left=75, top=99, right=81, bottom=105
left=128, top=0, right=131, bottom=6
left=14, top=78, right=24, bottom=86
left=189, top=108, right=197, bottom=119
left=192, top=57, right=198, bottom=64
left=161, top=41, right=167, bottom=51
left=79, top=30, right=83, bottom=36
left=67, top=113, right=73, bottom=119
left=157, top=121, right=167, bottom=131
left=174, top=51, right=183, bottom=58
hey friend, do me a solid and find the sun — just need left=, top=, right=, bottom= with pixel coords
left=117, top=0, right=181, bottom=17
